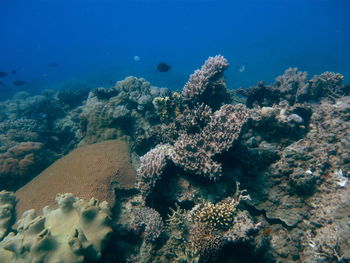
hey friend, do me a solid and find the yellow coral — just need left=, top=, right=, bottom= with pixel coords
left=152, top=92, right=183, bottom=122
left=193, top=200, right=236, bottom=230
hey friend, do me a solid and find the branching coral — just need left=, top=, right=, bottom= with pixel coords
left=132, top=207, right=164, bottom=243
left=239, top=68, right=347, bottom=107
left=176, top=103, right=212, bottom=134
left=188, top=183, right=254, bottom=262
left=192, top=201, right=236, bottom=231
left=182, top=55, right=230, bottom=109
left=171, top=104, right=250, bottom=180
left=136, top=144, right=174, bottom=200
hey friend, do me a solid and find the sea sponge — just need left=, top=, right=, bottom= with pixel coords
left=0, top=193, right=112, bottom=263
left=15, top=140, right=136, bottom=217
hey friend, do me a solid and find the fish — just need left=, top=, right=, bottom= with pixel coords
left=0, top=72, right=8, bottom=77
left=157, top=62, right=171, bottom=72
left=48, top=63, right=59, bottom=68
left=238, top=64, right=246, bottom=73
left=13, top=80, right=26, bottom=86
left=11, top=69, right=16, bottom=74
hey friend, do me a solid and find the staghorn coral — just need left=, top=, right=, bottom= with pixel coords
left=182, top=55, right=230, bottom=109
left=0, top=193, right=112, bottom=263
left=132, top=206, right=164, bottom=243
left=0, top=191, right=15, bottom=241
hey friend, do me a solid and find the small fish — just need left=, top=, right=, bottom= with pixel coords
left=48, top=63, right=58, bottom=68
left=0, top=72, right=8, bottom=77
left=11, top=69, right=16, bottom=74
left=157, top=62, right=171, bottom=72
left=13, top=80, right=26, bottom=86
left=238, top=64, right=246, bottom=73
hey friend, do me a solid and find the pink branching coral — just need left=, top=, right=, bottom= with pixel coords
left=136, top=144, right=173, bottom=199
left=132, top=206, right=164, bottom=243
left=172, top=104, right=250, bottom=180
left=182, top=55, right=229, bottom=108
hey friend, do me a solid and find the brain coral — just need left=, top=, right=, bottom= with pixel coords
left=0, top=193, right=112, bottom=263
left=15, top=140, right=136, bottom=217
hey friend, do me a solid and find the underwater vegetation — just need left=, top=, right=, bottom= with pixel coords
left=0, top=55, right=350, bottom=263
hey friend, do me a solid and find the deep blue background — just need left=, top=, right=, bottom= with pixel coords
left=0, top=0, right=349, bottom=99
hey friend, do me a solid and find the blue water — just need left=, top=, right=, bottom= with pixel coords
left=1, top=0, right=349, bottom=99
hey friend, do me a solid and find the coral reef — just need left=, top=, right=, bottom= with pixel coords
left=0, top=90, right=86, bottom=190
left=15, top=140, right=136, bottom=217
left=0, top=193, right=112, bottom=263
left=0, top=54, right=349, bottom=263
left=239, top=68, right=348, bottom=107
left=0, top=142, right=56, bottom=190
left=79, top=76, right=169, bottom=146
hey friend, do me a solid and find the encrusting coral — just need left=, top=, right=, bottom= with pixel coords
left=0, top=193, right=112, bottom=263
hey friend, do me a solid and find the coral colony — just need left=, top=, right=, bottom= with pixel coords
left=0, top=55, right=350, bottom=262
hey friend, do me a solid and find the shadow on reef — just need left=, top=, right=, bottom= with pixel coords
left=212, top=241, right=268, bottom=263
